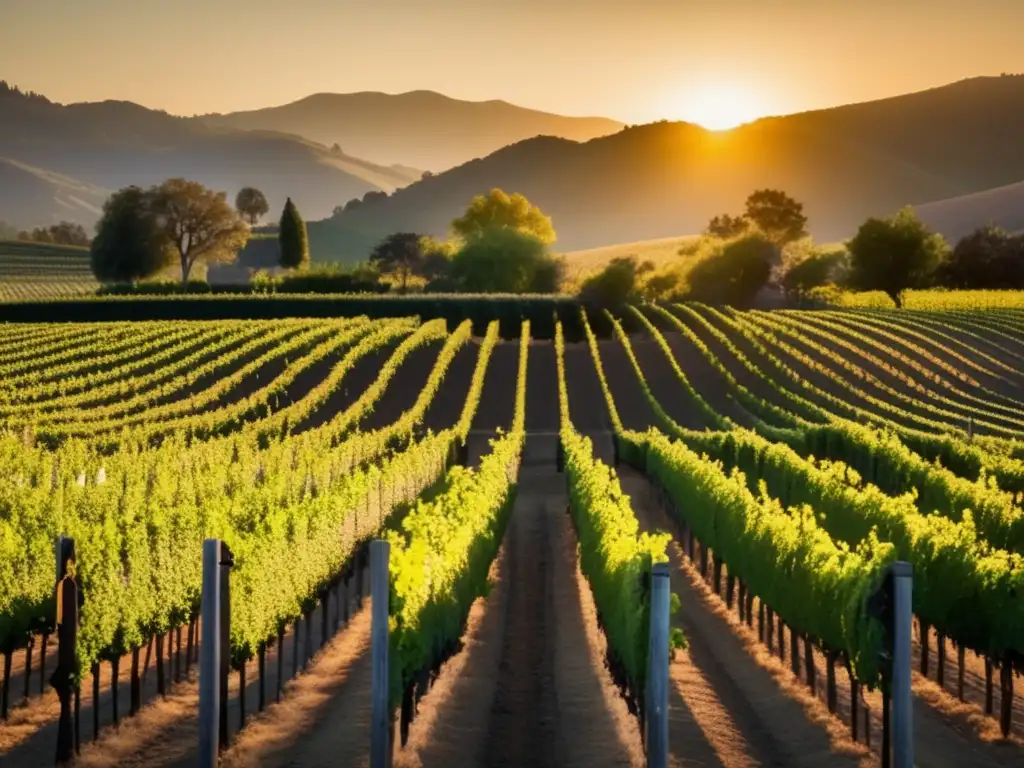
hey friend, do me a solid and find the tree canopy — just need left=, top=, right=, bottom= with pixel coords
left=235, top=187, right=270, bottom=226
left=936, top=224, right=1024, bottom=289
left=448, top=227, right=562, bottom=293
left=451, top=189, right=556, bottom=245
left=846, top=207, right=948, bottom=307
left=781, top=247, right=849, bottom=299
left=743, top=189, right=808, bottom=246
left=579, top=256, right=656, bottom=308
left=278, top=197, right=310, bottom=270
left=369, top=232, right=425, bottom=292
left=20, top=221, right=90, bottom=247
left=704, top=213, right=749, bottom=240
left=684, top=233, right=773, bottom=306
left=90, top=186, right=174, bottom=283
left=151, top=178, right=249, bottom=283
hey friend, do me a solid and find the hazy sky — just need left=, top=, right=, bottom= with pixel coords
left=4, top=0, right=1024, bottom=127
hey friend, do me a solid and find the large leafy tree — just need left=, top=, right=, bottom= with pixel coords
left=685, top=233, right=773, bottom=306
left=937, top=224, right=1024, bottom=289
left=579, top=256, right=656, bottom=308
left=369, top=232, right=425, bottom=292
left=846, top=207, right=948, bottom=307
left=448, top=226, right=562, bottom=293
left=90, top=186, right=174, bottom=283
left=278, top=197, right=310, bottom=270
left=235, top=187, right=269, bottom=225
left=744, top=189, right=808, bottom=246
left=150, top=179, right=249, bottom=283
left=451, top=189, right=556, bottom=245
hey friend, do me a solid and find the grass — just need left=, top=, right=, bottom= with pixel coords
left=0, top=240, right=99, bottom=301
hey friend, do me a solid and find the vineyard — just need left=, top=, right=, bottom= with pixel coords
left=0, top=242, right=98, bottom=302
left=1, top=305, right=1023, bottom=767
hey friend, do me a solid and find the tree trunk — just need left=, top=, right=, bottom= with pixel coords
left=826, top=650, right=837, bottom=713
left=726, top=573, right=736, bottom=609
left=937, top=634, right=946, bottom=688
left=985, top=657, right=994, bottom=715
left=1000, top=660, right=1014, bottom=737
left=805, top=637, right=816, bottom=693
left=957, top=645, right=965, bottom=701
left=920, top=622, right=930, bottom=676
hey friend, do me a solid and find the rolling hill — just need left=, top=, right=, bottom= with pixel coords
left=202, top=90, right=624, bottom=172
left=0, top=82, right=423, bottom=228
left=916, top=179, right=1024, bottom=240
left=313, top=75, right=1024, bottom=259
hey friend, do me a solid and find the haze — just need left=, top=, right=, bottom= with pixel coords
left=5, top=0, right=1024, bottom=128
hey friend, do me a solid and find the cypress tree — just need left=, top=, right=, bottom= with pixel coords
left=278, top=197, right=310, bottom=270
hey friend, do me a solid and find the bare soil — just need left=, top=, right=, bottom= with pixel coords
left=394, top=458, right=644, bottom=768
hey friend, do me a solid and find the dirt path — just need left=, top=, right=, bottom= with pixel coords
left=422, top=340, right=479, bottom=433
left=360, top=341, right=443, bottom=431
left=618, top=466, right=871, bottom=768
left=396, top=457, right=644, bottom=768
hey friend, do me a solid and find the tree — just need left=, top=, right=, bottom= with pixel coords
left=684, top=233, right=773, bottom=306
left=278, top=197, right=310, bottom=271
left=90, top=186, right=174, bottom=283
left=781, top=248, right=849, bottom=299
left=150, top=178, right=249, bottom=283
left=846, top=207, right=948, bottom=307
left=449, top=227, right=562, bottom=293
left=744, top=189, right=808, bottom=246
left=579, top=256, right=655, bottom=308
left=420, top=236, right=455, bottom=280
left=451, top=189, right=556, bottom=245
left=369, top=232, right=425, bottom=292
left=936, top=224, right=1024, bottom=289
left=705, top=214, right=749, bottom=239
left=343, top=198, right=363, bottom=212
left=235, top=187, right=269, bottom=226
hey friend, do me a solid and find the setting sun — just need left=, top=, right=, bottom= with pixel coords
left=677, top=83, right=768, bottom=131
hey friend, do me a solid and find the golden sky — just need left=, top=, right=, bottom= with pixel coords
left=4, top=0, right=1024, bottom=127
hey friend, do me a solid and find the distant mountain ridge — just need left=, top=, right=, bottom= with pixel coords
left=0, top=81, right=424, bottom=228
left=200, top=90, right=625, bottom=171
left=312, top=75, right=1024, bottom=257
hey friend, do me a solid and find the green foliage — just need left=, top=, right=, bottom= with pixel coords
left=781, top=247, right=849, bottom=299
left=150, top=178, right=250, bottom=284
left=22, top=221, right=90, bottom=247
left=684, top=234, right=772, bottom=306
left=90, top=186, right=175, bottom=283
left=846, top=207, right=949, bottom=307
left=705, top=213, right=749, bottom=239
left=937, top=225, right=1024, bottom=289
left=629, top=429, right=895, bottom=686
left=578, top=256, right=654, bottom=308
left=369, top=232, right=425, bottom=292
left=235, top=187, right=270, bottom=226
left=449, top=227, right=563, bottom=293
left=451, top=188, right=556, bottom=245
left=278, top=197, right=310, bottom=271
left=387, top=321, right=528, bottom=710
left=743, top=189, right=808, bottom=246
left=555, top=321, right=681, bottom=700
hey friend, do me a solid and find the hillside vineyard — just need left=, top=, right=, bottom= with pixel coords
left=1, top=306, right=1022, bottom=766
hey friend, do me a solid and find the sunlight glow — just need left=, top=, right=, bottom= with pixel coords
left=677, top=83, right=767, bottom=131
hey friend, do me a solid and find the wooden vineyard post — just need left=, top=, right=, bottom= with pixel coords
left=370, top=540, right=391, bottom=768
left=645, top=563, right=670, bottom=768
left=219, top=542, right=234, bottom=751
left=53, top=536, right=79, bottom=765
left=199, top=540, right=222, bottom=768
left=891, top=562, right=913, bottom=768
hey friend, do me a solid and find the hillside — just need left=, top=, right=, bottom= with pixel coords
left=0, top=83, right=422, bottom=228
left=202, top=90, right=624, bottom=172
left=314, top=75, right=1024, bottom=259
left=0, top=158, right=109, bottom=225
left=916, top=179, right=1024, bottom=239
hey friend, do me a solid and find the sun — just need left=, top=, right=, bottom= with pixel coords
left=678, top=83, right=766, bottom=131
